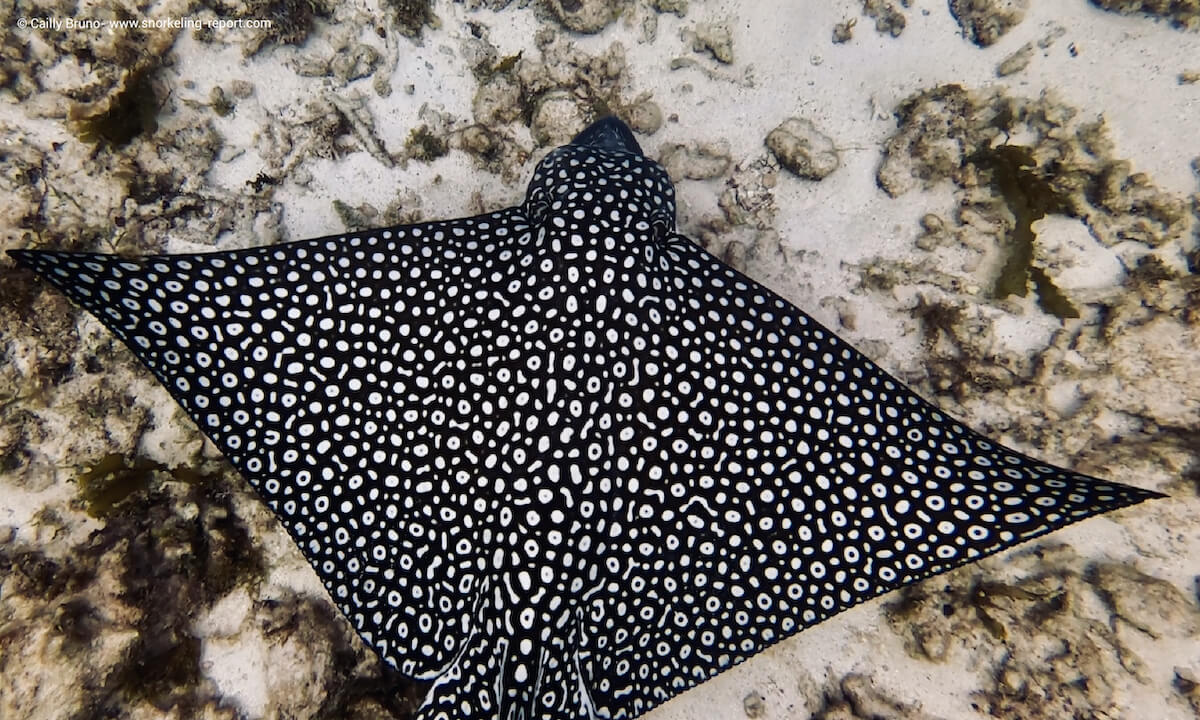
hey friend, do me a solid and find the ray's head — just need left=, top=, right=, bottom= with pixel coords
left=524, top=116, right=676, bottom=236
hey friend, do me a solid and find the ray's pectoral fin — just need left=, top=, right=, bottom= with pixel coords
left=9, top=247, right=305, bottom=473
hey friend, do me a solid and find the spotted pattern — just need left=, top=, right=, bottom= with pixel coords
left=10, top=119, right=1161, bottom=720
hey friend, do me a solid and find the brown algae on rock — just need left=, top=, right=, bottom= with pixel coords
left=70, top=68, right=163, bottom=147
left=0, top=455, right=427, bottom=718
left=861, top=0, right=908, bottom=38
left=884, top=544, right=1200, bottom=719
left=968, top=144, right=1080, bottom=318
left=56, top=10, right=179, bottom=148
left=548, top=0, right=625, bottom=34
left=861, top=83, right=1197, bottom=501
left=1088, top=0, right=1200, bottom=30
left=832, top=17, right=857, bottom=44
left=75, top=453, right=165, bottom=518
left=2, top=460, right=257, bottom=717
left=949, top=0, right=1030, bottom=47
left=877, top=85, right=1190, bottom=252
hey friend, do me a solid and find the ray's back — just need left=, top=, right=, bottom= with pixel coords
left=8, top=122, right=1162, bottom=720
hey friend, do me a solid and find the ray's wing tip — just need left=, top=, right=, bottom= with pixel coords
left=1105, top=482, right=1168, bottom=511
left=8, top=249, right=51, bottom=281
left=8, top=247, right=59, bottom=273
left=7, top=248, right=36, bottom=265
left=1131, top=486, right=1169, bottom=502
left=8, top=249, right=84, bottom=290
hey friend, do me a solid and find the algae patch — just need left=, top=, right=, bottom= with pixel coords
left=75, top=453, right=165, bottom=518
left=0, top=457, right=268, bottom=717
left=861, top=83, right=1196, bottom=491
left=969, top=144, right=1080, bottom=318
left=386, top=0, right=438, bottom=39
left=875, top=85, right=1189, bottom=324
left=1088, top=0, right=1200, bottom=30
left=406, top=124, right=449, bottom=161
left=884, top=544, right=1200, bottom=719
left=240, top=0, right=331, bottom=54
left=70, top=69, right=161, bottom=147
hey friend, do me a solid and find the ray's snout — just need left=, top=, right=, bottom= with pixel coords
left=570, top=116, right=644, bottom=156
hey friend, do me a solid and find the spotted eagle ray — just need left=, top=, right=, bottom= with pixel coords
left=10, top=117, right=1162, bottom=719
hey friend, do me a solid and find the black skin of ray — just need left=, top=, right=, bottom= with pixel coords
left=9, top=116, right=1165, bottom=720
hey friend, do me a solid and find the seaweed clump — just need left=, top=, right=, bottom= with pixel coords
left=0, top=459, right=263, bottom=716
left=233, top=0, right=332, bottom=55
left=968, top=144, right=1081, bottom=318
left=405, top=125, right=449, bottom=161
left=70, top=69, right=161, bottom=147
left=883, top=544, right=1200, bottom=719
left=876, top=84, right=1190, bottom=315
left=386, top=0, right=437, bottom=38
left=75, top=453, right=165, bottom=518
left=0, top=453, right=428, bottom=717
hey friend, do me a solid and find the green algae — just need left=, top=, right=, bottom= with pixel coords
left=969, top=144, right=1081, bottom=319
